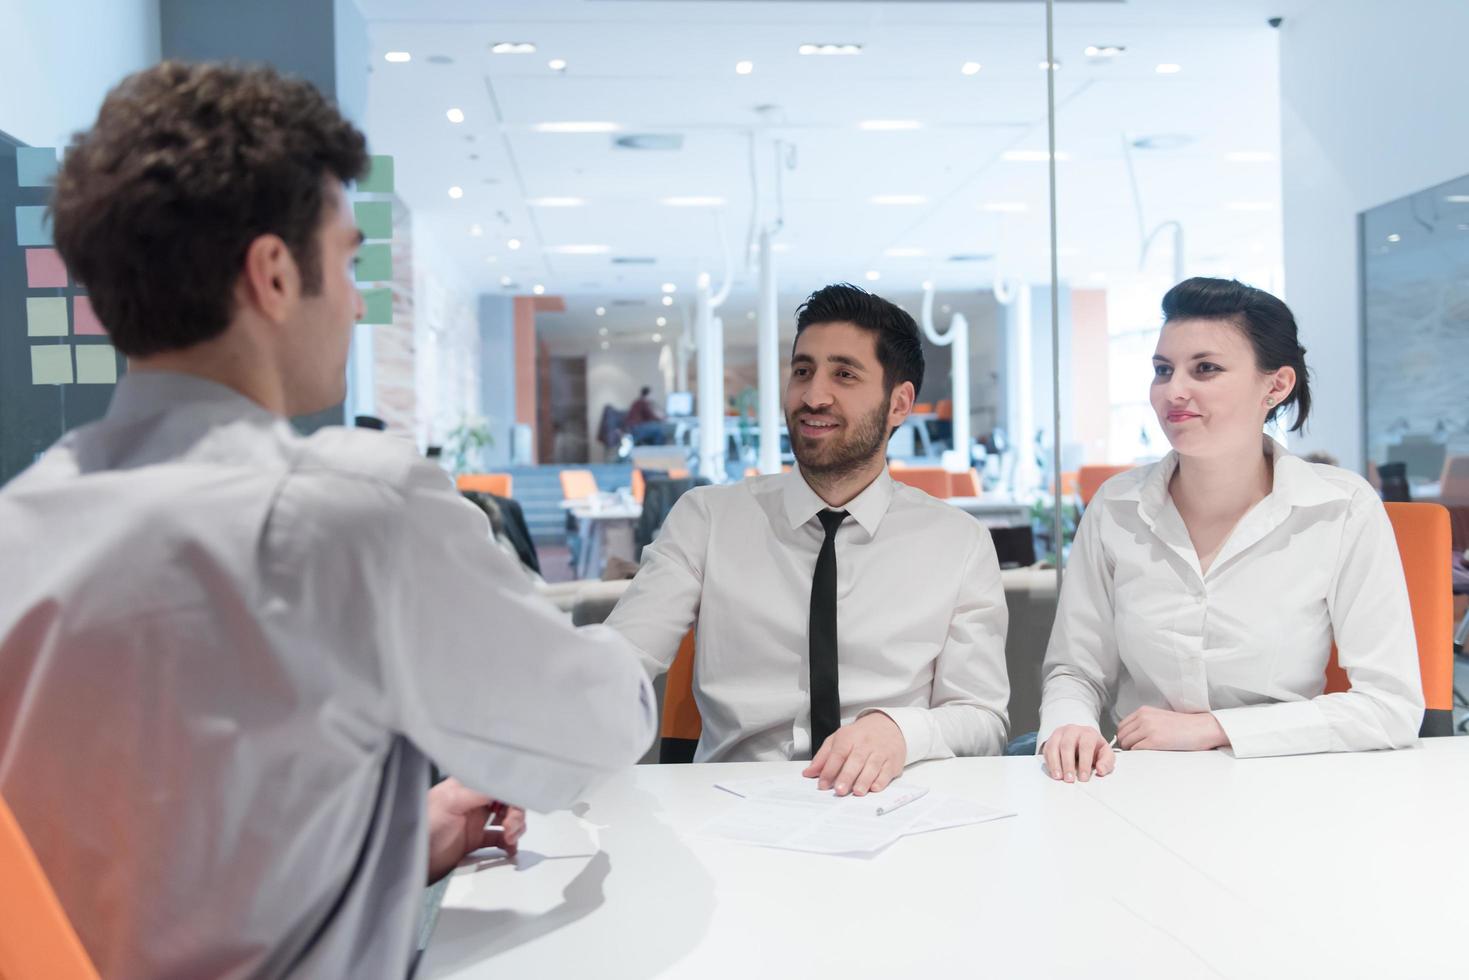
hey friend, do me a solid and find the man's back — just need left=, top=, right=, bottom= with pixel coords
left=0, top=372, right=654, bottom=978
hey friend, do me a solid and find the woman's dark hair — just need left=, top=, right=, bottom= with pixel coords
left=793, top=283, right=925, bottom=398
left=1160, top=276, right=1312, bottom=432
left=51, top=61, right=369, bottom=357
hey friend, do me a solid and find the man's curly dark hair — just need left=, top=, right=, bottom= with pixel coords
left=51, top=61, right=369, bottom=357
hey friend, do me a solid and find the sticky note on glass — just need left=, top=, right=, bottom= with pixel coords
left=360, top=287, right=392, bottom=324
left=358, top=155, right=394, bottom=194
left=25, top=248, right=67, bottom=287
left=17, top=147, right=59, bottom=186
left=26, top=297, right=68, bottom=337
left=16, top=206, right=52, bottom=247
left=354, top=201, right=392, bottom=240
left=355, top=243, right=392, bottom=282
left=31, top=345, right=73, bottom=385
left=72, top=295, right=106, bottom=335
left=75, top=344, right=118, bottom=384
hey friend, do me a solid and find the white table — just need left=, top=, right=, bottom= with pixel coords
left=419, top=739, right=1469, bottom=978
left=566, top=501, right=642, bottom=579
left=944, top=494, right=1032, bottom=528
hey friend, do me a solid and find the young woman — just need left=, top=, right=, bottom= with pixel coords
left=1040, top=277, right=1423, bottom=782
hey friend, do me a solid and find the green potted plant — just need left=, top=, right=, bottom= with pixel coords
left=443, top=415, right=494, bottom=475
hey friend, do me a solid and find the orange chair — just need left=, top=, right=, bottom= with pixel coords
left=948, top=468, right=982, bottom=498
left=1052, top=471, right=1079, bottom=498
left=631, top=469, right=646, bottom=503
left=1324, top=502, right=1454, bottom=736
left=559, top=469, right=599, bottom=501
left=912, top=402, right=935, bottom=415
left=660, top=630, right=702, bottom=763
left=890, top=466, right=952, bottom=499
left=1077, top=465, right=1131, bottom=506
left=667, top=468, right=690, bottom=479
left=455, top=473, right=513, bottom=497
left=936, top=399, right=953, bottom=421
left=888, top=458, right=908, bottom=470
left=0, top=795, right=99, bottom=979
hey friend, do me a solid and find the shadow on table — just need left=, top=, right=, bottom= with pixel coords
left=424, top=783, right=715, bottom=978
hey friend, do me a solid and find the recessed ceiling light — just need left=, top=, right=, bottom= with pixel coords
left=870, top=194, right=927, bottom=205
left=384, top=51, right=411, bottom=63
left=1156, top=63, right=1182, bottom=74
left=1444, top=195, right=1469, bottom=203
left=661, top=296, right=674, bottom=307
left=652, top=332, right=663, bottom=343
left=1226, top=201, right=1274, bottom=212
left=545, top=244, right=610, bottom=255
left=747, top=311, right=756, bottom=320
left=859, top=120, right=922, bottom=131
left=491, top=42, right=537, bottom=55
left=500, top=275, right=513, bottom=286
left=1387, top=233, right=1401, bottom=243
left=446, top=108, right=465, bottom=124
left=1039, top=60, right=1062, bottom=71
left=532, top=284, right=546, bottom=295
left=598, top=327, right=609, bottom=337
left=485, top=255, right=498, bottom=264
left=527, top=196, right=586, bottom=207
left=533, top=121, right=619, bottom=133
left=735, top=60, right=754, bottom=75
left=884, top=247, right=925, bottom=257
left=961, top=61, right=982, bottom=75
left=600, top=340, right=610, bottom=349
left=507, top=238, right=522, bottom=249
left=660, top=195, right=725, bottom=207
left=1002, top=150, right=1071, bottom=162
left=447, top=186, right=464, bottom=199
left=864, top=270, right=881, bottom=281
left=595, top=307, right=606, bottom=316
left=661, top=283, right=677, bottom=293
left=469, top=223, right=483, bottom=236
left=799, top=43, right=862, bottom=56
left=1085, top=45, right=1125, bottom=58
left=547, top=58, right=567, bottom=71
left=982, top=201, right=1028, bottom=213
left=1226, top=151, right=1275, bottom=162
left=656, top=316, right=668, bottom=326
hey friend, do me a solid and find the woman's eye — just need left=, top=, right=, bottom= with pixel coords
left=1196, top=362, right=1220, bottom=374
left=1152, top=364, right=1171, bottom=378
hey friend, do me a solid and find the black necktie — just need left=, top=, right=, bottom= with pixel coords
left=808, top=509, right=847, bottom=758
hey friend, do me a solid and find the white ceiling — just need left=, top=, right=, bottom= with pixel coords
left=359, top=0, right=1301, bottom=350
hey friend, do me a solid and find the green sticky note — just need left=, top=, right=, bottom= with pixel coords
left=355, top=242, right=391, bottom=282
left=17, top=147, right=59, bottom=187
left=31, top=345, right=73, bottom=385
left=26, top=296, right=68, bottom=336
left=358, top=155, right=394, bottom=194
left=75, top=344, right=118, bottom=384
left=354, top=200, right=392, bottom=240
left=360, top=287, right=392, bottom=324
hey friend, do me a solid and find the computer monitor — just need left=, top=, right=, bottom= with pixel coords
left=666, top=391, right=694, bottom=417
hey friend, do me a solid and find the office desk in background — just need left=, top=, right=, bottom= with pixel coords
left=565, top=501, right=642, bottom=580
left=419, top=739, right=1469, bottom=979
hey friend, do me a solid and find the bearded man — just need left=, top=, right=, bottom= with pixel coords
left=607, top=283, right=1010, bottom=793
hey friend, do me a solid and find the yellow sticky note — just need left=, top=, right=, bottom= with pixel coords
left=31, top=345, right=73, bottom=385
left=75, top=344, right=118, bottom=384
left=26, top=296, right=68, bottom=337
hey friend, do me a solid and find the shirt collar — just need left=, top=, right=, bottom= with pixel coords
left=782, top=465, right=894, bottom=537
left=105, top=370, right=281, bottom=425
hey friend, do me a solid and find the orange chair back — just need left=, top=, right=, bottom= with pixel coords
left=0, top=795, right=99, bottom=979
left=948, top=468, right=982, bottom=498
left=888, top=458, right=908, bottom=470
left=890, top=466, right=951, bottom=499
left=1078, top=465, right=1131, bottom=506
left=912, top=402, right=934, bottom=415
left=631, top=469, right=646, bottom=503
left=456, top=473, right=513, bottom=497
left=936, top=399, right=953, bottom=421
left=1052, top=471, right=1079, bottom=498
left=661, top=630, right=701, bottom=742
left=1324, top=502, right=1453, bottom=736
left=667, top=468, right=690, bottom=479
left=559, top=469, right=599, bottom=501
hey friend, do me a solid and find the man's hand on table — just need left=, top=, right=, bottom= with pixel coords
left=426, top=778, right=526, bottom=884
left=802, top=712, right=906, bottom=797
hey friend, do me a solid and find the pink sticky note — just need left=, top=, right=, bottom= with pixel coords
left=73, top=295, right=106, bottom=336
left=25, top=248, right=67, bottom=288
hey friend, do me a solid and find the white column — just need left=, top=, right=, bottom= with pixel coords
left=695, top=273, right=726, bottom=481
left=757, top=229, right=781, bottom=474
left=949, top=312, right=971, bottom=465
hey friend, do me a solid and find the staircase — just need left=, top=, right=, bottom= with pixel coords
left=499, top=463, right=635, bottom=545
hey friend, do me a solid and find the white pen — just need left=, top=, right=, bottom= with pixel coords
left=875, top=785, right=930, bottom=816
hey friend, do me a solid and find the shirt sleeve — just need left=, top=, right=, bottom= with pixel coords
left=384, top=467, right=657, bottom=814
left=1211, top=490, right=1425, bottom=758
left=603, top=490, right=709, bottom=679
left=864, top=525, right=1010, bottom=764
left=1037, top=502, right=1122, bottom=750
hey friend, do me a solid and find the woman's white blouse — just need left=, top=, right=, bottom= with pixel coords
left=1039, top=438, right=1424, bottom=758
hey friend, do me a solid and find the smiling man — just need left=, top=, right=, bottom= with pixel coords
left=607, top=283, right=1010, bottom=794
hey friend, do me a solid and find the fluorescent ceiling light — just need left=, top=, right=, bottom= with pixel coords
left=1002, top=150, right=1071, bottom=162
left=661, top=282, right=677, bottom=293
left=871, top=194, right=926, bottom=205
left=533, top=121, right=619, bottom=133
left=1226, top=151, right=1275, bottom=162
left=859, top=120, right=922, bottom=131
left=532, top=284, right=545, bottom=295
left=1444, top=195, right=1469, bottom=203
left=384, top=51, right=411, bottom=63
left=799, top=43, right=862, bottom=56
left=961, top=61, right=982, bottom=75
left=982, top=201, right=1028, bottom=213
left=447, top=186, right=463, bottom=199
left=1386, top=233, right=1401, bottom=242
left=446, top=108, right=464, bottom=124
left=884, top=247, right=925, bottom=257
left=661, top=195, right=725, bottom=207
left=547, top=58, right=567, bottom=71
left=1156, top=63, right=1183, bottom=74
left=544, top=244, right=609, bottom=255
left=491, top=42, right=536, bottom=55
left=527, top=196, right=586, bottom=207
left=735, top=60, right=754, bottom=75
left=1085, top=45, right=1125, bottom=58
left=1039, top=60, right=1061, bottom=71
left=507, top=238, right=522, bottom=249
left=1226, top=201, right=1274, bottom=212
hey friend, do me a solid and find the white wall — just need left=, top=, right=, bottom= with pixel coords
left=1280, top=0, right=1469, bottom=470
left=411, top=210, right=482, bottom=449
left=0, top=0, right=160, bottom=147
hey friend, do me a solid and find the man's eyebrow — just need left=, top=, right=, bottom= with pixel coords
left=791, top=352, right=815, bottom=364
left=827, top=354, right=867, bottom=370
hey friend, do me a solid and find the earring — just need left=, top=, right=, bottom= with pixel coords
left=1266, top=397, right=1275, bottom=407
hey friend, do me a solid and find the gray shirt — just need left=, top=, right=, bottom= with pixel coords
left=0, top=372, right=655, bottom=979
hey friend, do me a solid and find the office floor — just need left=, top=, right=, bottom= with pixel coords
left=538, top=544, right=576, bottom=584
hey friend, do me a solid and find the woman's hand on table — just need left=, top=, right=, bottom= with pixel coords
left=1042, top=725, right=1115, bottom=782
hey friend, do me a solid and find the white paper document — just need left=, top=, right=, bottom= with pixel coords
left=698, top=775, right=1015, bottom=855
